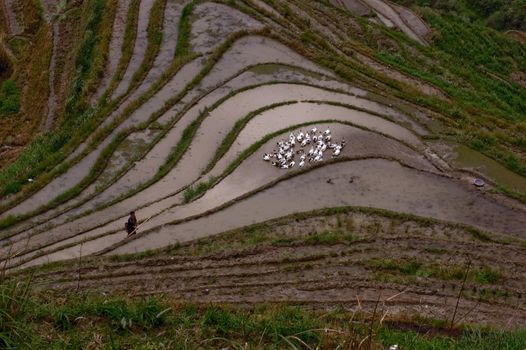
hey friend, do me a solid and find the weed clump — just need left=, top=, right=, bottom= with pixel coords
left=0, top=80, right=20, bottom=115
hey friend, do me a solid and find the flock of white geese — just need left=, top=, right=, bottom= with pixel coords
left=263, top=127, right=346, bottom=169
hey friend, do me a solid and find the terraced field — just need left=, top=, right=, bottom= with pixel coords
left=1, top=0, right=526, bottom=331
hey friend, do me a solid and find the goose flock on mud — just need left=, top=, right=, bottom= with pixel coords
left=263, top=127, right=346, bottom=169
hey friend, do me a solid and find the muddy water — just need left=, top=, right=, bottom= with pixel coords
left=66, top=82, right=413, bottom=219
left=16, top=124, right=431, bottom=266
left=39, top=68, right=369, bottom=227
left=209, top=102, right=423, bottom=179
left=190, top=2, right=262, bottom=54
left=1, top=36, right=363, bottom=250
left=111, top=0, right=155, bottom=99
left=1, top=65, right=393, bottom=244
left=1, top=34, right=340, bottom=239
left=142, top=123, right=433, bottom=229
left=0, top=73, right=362, bottom=248
left=360, top=0, right=423, bottom=44
left=443, top=143, right=526, bottom=195
left=131, top=0, right=185, bottom=97
left=91, top=0, right=131, bottom=104
left=115, top=158, right=526, bottom=254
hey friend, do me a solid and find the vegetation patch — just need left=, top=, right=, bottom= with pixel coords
left=0, top=79, right=20, bottom=115
left=367, top=258, right=503, bottom=285
left=1, top=282, right=525, bottom=349
left=183, top=176, right=217, bottom=203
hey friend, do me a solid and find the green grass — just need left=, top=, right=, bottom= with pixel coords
left=174, top=1, right=194, bottom=57
left=0, top=79, right=19, bottom=115
left=64, top=0, right=106, bottom=116
left=2, top=284, right=526, bottom=349
left=368, top=258, right=503, bottom=285
left=182, top=176, right=217, bottom=203
left=304, top=230, right=355, bottom=245
left=368, top=7, right=526, bottom=176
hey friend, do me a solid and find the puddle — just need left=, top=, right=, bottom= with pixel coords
left=190, top=2, right=262, bottom=54
left=116, top=158, right=526, bottom=254
left=111, top=0, right=155, bottom=99
left=441, top=143, right=526, bottom=195
left=92, top=0, right=131, bottom=103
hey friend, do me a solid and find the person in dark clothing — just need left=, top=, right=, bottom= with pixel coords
left=126, top=211, right=138, bottom=236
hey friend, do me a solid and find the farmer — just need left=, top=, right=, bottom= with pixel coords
left=126, top=211, right=138, bottom=236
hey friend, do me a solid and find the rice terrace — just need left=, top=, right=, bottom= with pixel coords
left=1, top=0, right=526, bottom=348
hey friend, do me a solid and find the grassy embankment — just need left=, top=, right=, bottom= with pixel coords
left=3, top=206, right=526, bottom=348
left=2, top=288, right=525, bottom=349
